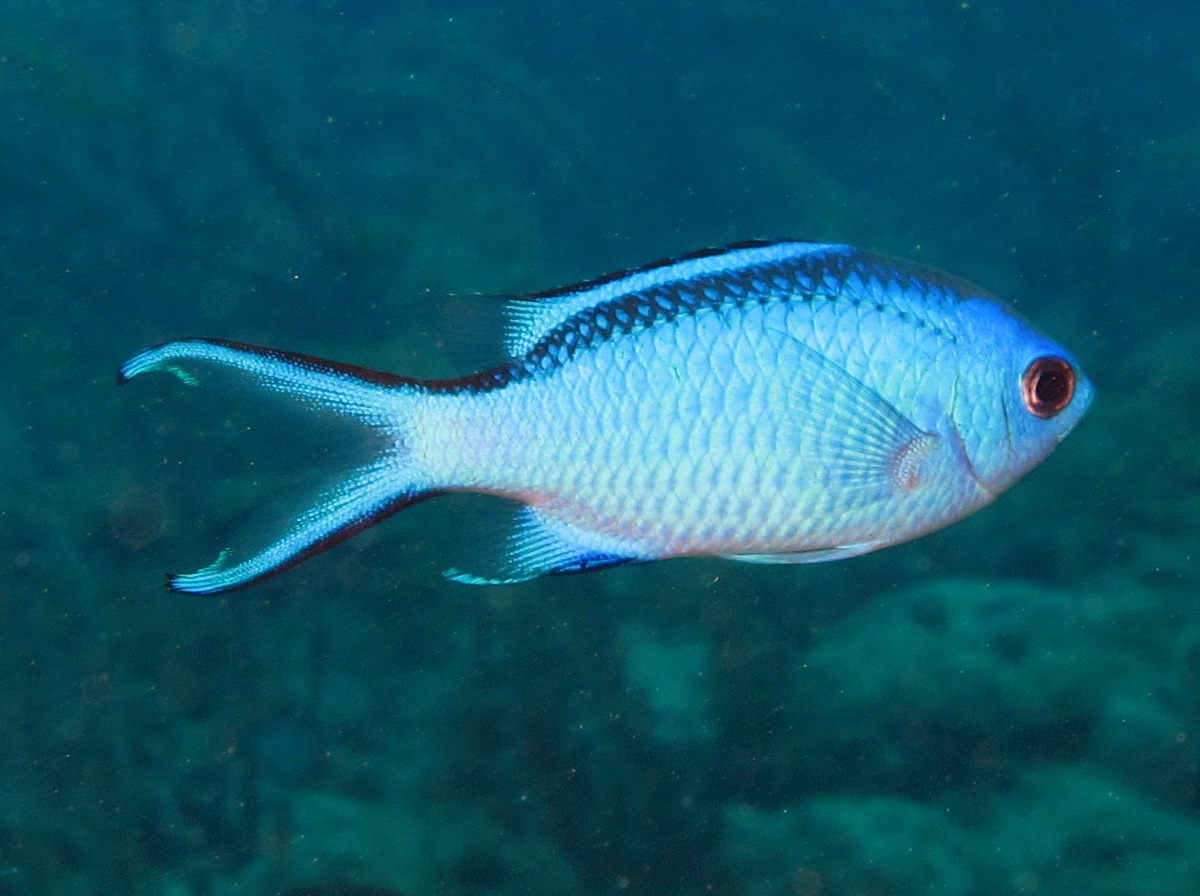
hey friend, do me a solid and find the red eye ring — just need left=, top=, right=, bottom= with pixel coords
left=1022, top=356, right=1075, bottom=419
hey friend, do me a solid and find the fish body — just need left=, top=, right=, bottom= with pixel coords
left=119, top=241, right=1092, bottom=593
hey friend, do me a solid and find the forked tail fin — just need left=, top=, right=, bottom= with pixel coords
left=118, top=339, right=434, bottom=594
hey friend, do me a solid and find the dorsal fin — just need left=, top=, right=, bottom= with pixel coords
left=444, top=241, right=979, bottom=395
left=500, top=241, right=848, bottom=357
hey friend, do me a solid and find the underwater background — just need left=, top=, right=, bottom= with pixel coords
left=2, top=0, right=1198, bottom=893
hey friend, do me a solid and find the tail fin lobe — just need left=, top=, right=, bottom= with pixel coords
left=120, top=339, right=433, bottom=594
left=166, top=466, right=439, bottom=594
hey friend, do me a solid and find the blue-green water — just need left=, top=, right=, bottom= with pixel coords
left=2, top=1, right=1198, bottom=893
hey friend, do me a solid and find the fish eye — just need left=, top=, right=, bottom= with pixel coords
left=1021, top=356, right=1075, bottom=418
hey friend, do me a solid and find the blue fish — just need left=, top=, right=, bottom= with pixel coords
left=119, top=241, right=1092, bottom=593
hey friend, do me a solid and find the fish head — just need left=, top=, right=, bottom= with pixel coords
left=948, top=296, right=1093, bottom=497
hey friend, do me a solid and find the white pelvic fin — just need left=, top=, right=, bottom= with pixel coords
left=721, top=542, right=883, bottom=565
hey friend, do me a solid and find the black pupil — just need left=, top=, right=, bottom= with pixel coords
left=1035, top=366, right=1070, bottom=405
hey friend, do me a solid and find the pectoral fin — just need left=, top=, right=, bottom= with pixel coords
left=772, top=330, right=939, bottom=499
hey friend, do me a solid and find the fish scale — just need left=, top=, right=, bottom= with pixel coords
left=119, top=241, right=1092, bottom=593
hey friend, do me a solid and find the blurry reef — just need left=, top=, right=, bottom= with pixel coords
left=2, top=0, right=1200, bottom=894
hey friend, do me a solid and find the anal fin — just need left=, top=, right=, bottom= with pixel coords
left=444, top=504, right=635, bottom=585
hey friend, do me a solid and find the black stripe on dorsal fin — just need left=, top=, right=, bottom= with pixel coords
left=500, top=240, right=844, bottom=357
left=441, top=242, right=989, bottom=396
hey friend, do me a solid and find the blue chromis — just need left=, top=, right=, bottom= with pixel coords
left=119, top=241, right=1092, bottom=593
